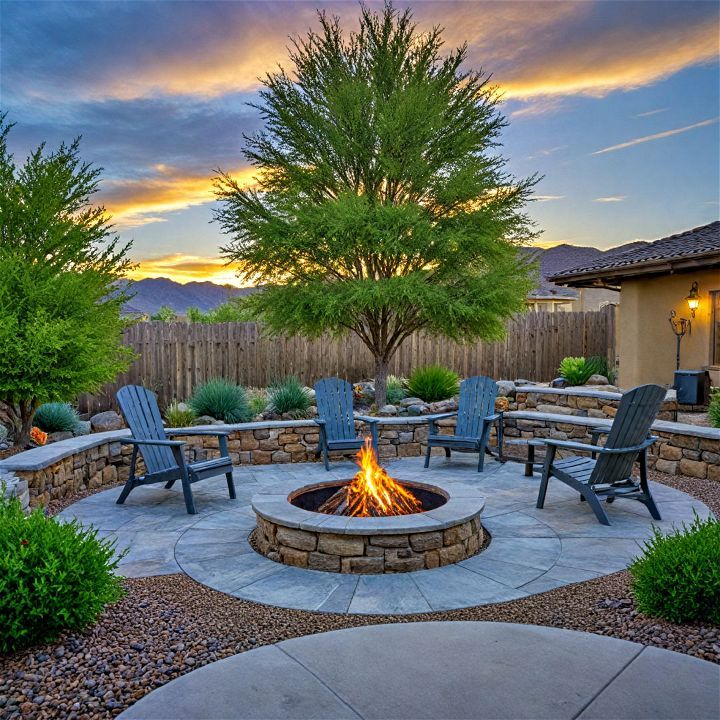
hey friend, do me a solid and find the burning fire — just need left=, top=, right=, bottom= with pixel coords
left=319, top=437, right=422, bottom=517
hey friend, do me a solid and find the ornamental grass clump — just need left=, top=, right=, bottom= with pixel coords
left=709, top=389, right=720, bottom=429
left=386, top=375, right=407, bottom=405
left=33, top=402, right=81, bottom=434
left=558, top=356, right=601, bottom=386
left=189, top=378, right=252, bottom=423
left=406, top=365, right=459, bottom=403
left=629, top=513, right=720, bottom=624
left=0, top=493, right=125, bottom=653
left=267, top=376, right=311, bottom=418
left=163, top=400, right=196, bottom=428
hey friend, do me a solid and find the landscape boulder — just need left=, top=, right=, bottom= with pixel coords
left=586, top=374, right=609, bottom=385
left=90, top=410, right=124, bottom=432
left=378, top=404, right=398, bottom=416
left=550, top=377, right=569, bottom=389
left=406, top=403, right=426, bottom=416
left=496, top=380, right=516, bottom=397
left=193, top=415, right=218, bottom=426
left=47, top=431, right=74, bottom=444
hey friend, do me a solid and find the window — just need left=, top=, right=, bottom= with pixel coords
left=712, top=290, right=720, bottom=366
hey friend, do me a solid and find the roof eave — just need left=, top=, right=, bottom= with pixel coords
left=549, top=251, right=720, bottom=289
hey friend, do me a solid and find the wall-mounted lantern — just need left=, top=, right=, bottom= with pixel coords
left=685, top=281, right=700, bottom=318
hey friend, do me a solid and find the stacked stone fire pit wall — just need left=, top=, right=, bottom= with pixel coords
left=255, top=516, right=483, bottom=573
left=1, top=393, right=717, bottom=510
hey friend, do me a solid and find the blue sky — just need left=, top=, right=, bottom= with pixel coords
left=1, top=0, right=718, bottom=284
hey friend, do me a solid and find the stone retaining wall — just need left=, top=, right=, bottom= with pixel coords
left=504, top=412, right=720, bottom=482
left=1, top=410, right=717, bottom=510
left=506, top=386, right=677, bottom=421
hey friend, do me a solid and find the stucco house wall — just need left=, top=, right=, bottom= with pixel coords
left=617, top=268, right=719, bottom=388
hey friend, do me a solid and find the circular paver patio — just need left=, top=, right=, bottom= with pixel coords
left=59, top=455, right=713, bottom=614
left=117, top=621, right=720, bottom=720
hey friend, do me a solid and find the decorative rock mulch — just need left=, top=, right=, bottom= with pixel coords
left=1, top=468, right=717, bottom=720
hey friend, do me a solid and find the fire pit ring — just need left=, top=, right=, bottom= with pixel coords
left=252, top=477, right=485, bottom=574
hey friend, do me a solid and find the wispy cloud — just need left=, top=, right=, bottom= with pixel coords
left=533, top=195, right=565, bottom=202
left=635, top=108, right=669, bottom=118
left=594, top=196, right=626, bottom=202
left=592, top=117, right=719, bottom=155
left=527, top=145, right=567, bottom=160
left=101, top=165, right=256, bottom=229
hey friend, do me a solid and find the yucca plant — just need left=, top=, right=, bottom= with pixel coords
left=164, top=400, right=196, bottom=428
left=406, top=365, right=459, bottom=403
left=33, top=402, right=81, bottom=434
left=189, top=378, right=252, bottom=423
left=558, top=356, right=601, bottom=386
left=267, top=376, right=311, bottom=418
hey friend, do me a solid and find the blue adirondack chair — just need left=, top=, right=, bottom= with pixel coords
left=314, top=377, right=379, bottom=470
left=533, top=384, right=666, bottom=525
left=116, top=385, right=236, bottom=514
left=424, top=375, right=503, bottom=472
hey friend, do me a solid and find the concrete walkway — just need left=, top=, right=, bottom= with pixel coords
left=118, top=622, right=720, bottom=720
left=59, top=456, right=713, bottom=614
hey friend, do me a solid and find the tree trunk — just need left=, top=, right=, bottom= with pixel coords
left=17, top=399, right=37, bottom=449
left=374, top=356, right=390, bottom=409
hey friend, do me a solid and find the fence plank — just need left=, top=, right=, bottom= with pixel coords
left=77, top=309, right=616, bottom=413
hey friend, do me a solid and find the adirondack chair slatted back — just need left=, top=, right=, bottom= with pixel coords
left=117, top=385, right=177, bottom=475
left=314, top=378, right=356, bottom=440
left=455, top=376, right=498, bottom=438
left=591, top=384, right=665, bottom=484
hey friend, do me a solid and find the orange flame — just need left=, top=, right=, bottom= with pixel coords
left=344, top=438, right=423, bottom=517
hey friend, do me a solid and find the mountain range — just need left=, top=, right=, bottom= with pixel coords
left=123, top=240, right=648, bottom=315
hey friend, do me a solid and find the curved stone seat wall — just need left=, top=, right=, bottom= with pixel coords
left=1, top=407, right=717, bottom=512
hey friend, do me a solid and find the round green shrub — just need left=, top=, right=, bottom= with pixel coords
left=386, top=375, right=407, bottom=405
left=164, top=400, right=196, bottom=428
left=267, top=376, right=311, bottom=418
left=629, top=513, right=720, bottom=624
left=33, top=402, right=80, bottom=433
left=406, top=365, right=459, bottom=403
left=189, top=378, right=252, bottom=423
left=0, top=494, right=125, bottom=654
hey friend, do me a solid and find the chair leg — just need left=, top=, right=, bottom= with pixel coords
left=180, top=472, right=196, bottom=514
left=424, top=444, right=432, bottom=468
left=582, top=488, right=611, bottom=525
left=116, top=479, right=134, bottom=505
left=477, top=448, right=485, bottom=473
left=444, top=447, right=451, bottom=458
left=165, top=479, right=177, bottom=489
left=322, top=443, right=330, bottom=471
left=536, top=447, right=556, bottom=509
left=638, top=450, right=661, bottom=520
left=226, top=471, right=236, bottom=500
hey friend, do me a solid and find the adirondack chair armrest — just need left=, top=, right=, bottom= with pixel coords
left=482, top=413, right=502, bottom=424
left=166, top=428, right=232, bottom=437
left=355, top=415, right=380, bottom=424
left=528, top=437, right=657, bottom=455
left=426, top=412, right=457, bottom=430
left=314, top=419, right=327, bottom=426
left=120, top=438, right=186, bottom=447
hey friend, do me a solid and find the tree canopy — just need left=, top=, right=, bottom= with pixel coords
left=0, top=117, right=134, bottom=445
left=215, top=3, right=538, bottom=405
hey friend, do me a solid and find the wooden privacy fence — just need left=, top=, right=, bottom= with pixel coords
left=78, top=306, right=616, bottom=413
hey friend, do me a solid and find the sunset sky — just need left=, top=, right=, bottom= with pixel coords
left=1, top=0, right=718, bottom=285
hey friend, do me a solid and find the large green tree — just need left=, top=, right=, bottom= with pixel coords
left=0, top=117, right=135, bottom=447
left=215, top=4, right=538, bottom=406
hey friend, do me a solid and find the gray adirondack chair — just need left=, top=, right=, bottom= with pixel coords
left=533, top=383, right=666, bottom=525
left=116, top=385, right=236, bottom=514
left=424, top=375, right=503, bottom=472
left=314, top=377, right=379, bottom=470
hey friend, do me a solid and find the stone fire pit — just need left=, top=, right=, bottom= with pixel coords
left=252, top=478, right=485, bottom=573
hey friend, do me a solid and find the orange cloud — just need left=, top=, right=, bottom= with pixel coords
left=128, top=253, right=243, bottom=285
left=100, top=165, right=256, bottom=229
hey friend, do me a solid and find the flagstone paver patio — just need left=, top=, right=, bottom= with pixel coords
left=118, top=622, right=720, bottom=720
left=59, top=456, right=713, bottom=614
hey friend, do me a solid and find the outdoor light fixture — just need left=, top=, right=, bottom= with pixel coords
left=685, top=281, right=700, bottom=318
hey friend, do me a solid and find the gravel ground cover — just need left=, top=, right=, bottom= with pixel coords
left=1, top=468, right=717, bottom=720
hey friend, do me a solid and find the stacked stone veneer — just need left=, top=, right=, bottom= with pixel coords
left=504, top=412, right=720, bottom=482
left=255, top=515, right=483, bottom=573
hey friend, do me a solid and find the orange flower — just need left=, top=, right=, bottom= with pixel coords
left=30, top=427, right=47, bottom=446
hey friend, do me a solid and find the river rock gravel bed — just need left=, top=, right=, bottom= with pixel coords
left=1, top=469, right=717, bottom=720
